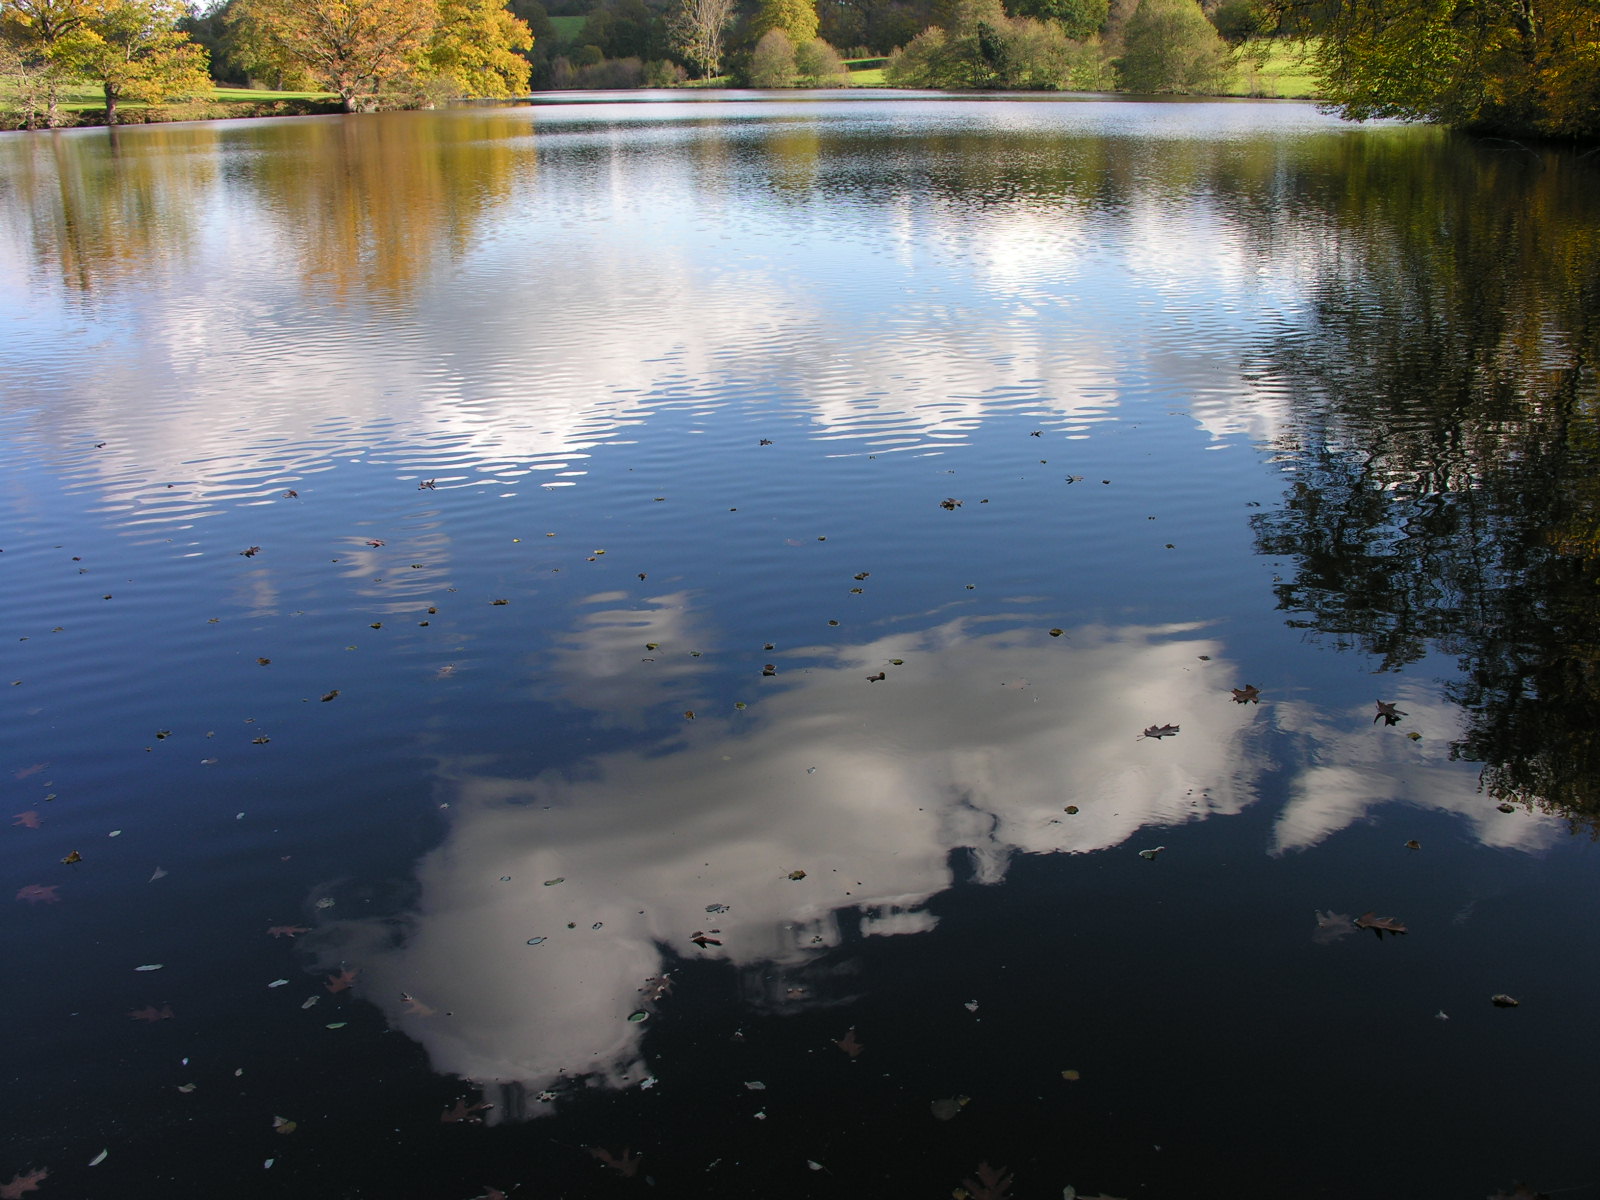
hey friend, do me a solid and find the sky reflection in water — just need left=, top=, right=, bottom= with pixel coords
left=2, top=99, right=1595, bottom=1198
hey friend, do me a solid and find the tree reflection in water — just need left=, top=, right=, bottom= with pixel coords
left=1248, top=137, right=1600, bottom=829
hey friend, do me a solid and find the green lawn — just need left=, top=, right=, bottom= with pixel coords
left=547, top=15, right=587, bottom=45
left=1224, top=39, right=1320, bottom=99
left=47, top=83, right=335, bottom=113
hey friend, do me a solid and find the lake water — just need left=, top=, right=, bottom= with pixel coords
left=2, top=95, right=1598, bottom=1199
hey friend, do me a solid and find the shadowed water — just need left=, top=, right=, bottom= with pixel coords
left=2, top=98, right=1597, bottom=1199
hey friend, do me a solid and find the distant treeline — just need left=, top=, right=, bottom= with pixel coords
left=4, top=0, right=1596, bottom=136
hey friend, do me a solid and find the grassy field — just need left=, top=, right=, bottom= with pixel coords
left=1224, top=39, right=1320, bottom=99
left=547, top=15, right=587, bottom=45
left=45, top=83, right=334, bottom=113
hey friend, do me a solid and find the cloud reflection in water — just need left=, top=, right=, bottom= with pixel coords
left=319, top=610, right=1556, bottom=1112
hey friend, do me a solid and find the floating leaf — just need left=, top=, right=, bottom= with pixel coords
left=1404, top=839, right=1421, bottom=850
left=88, top=1150, right=108, bottom=1166
left=867, top=672, right=885, bottom=682
left=627, top=1010, right=650, bottom=1023
left=526, top=936, right=547, bottom=945
left=1497, top=802, right=1518, bottom=813
left=788, top=869, right=807, bottom=880
left=1048, top=628, right=1064, bottom=637
left=1138, top=846, right=1165, bottom=860
left=930, top=1095, right=969, bottom=1121
left=1064, top=805, right=1079, bottom=814
left=0, top=1168, right=49, bottom=1197
left=240, top=546, right=260, bottom=557
left=543, top=877, right=565, bottom=887
left=61, top=850, right=82, bottom=864
left=491, top=598, right=508, bottom=606
left=1231, top=685, right=1261, bottom=704
left=272, top=1116, right=297, bottom=1134
left=835, top=1028, right=864, bottom=1057
left=1354, top=911, right=1407, bottom=938
left=1491, top=993, right=1520, bottom=1008
left=320, top=690, right=339, bottom=703
left=12, top=812, right=41, bottom=829
left=1140, top=724, right=1180, bottom=740
left=135, top=964, right=164, bottom=972
left=939, top=498, right=963, bottom=509
left=1374, top=700, right=1407, bottom=726
left=325, top=968, right=357, bottom=993
left=690, top=931, right=722, bottom=948
left=128, top=1004, right=173, bottom=1022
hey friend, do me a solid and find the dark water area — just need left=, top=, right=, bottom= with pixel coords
left=2, top=97, right=1598, bottom=1199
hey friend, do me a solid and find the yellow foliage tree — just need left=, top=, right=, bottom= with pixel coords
left=754, top=0, right=817, bottom=46
left=62, top=0, right=210, bottom=123
left=230, top=0, right=531, bottom=111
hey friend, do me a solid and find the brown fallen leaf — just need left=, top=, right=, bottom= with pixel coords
left=962, top=1161, right=1013, bottom=1200
left=12, top=811, right=41, bottom=829
left=939, top=498, right=962, bottom=509
left=1231, top=684, right=1261, bottom=703
left=834, top=1028, right=864, bottom=1057
left=1374, top=700, right=1407, bottom=726
left=0, top=1167, right=48, bottom=1199
left=400, top=992, right=437, bottom=1017
left=240, top=546, right=260, bottom=557
left=1139, top=724, right=1180, bottom=740
left=1354, top=911, right=1407, bottom=938
left=16, top=884, right=59, bottom=904
left=589, top=1147, right=640, bottom=1177
left=60, top=850, right=81, bottom=864
left=365, top=539, right=385, bottom=547
left=441, top=1097, right=493, bottom=1123
left=689, top=931, right=722, bottom=948
left=128, top=1004, right=173, bottom=1022
left=867, top=672, right=885, bottom=682
left=267, top=925, right=310, bottom=938
left=320, top=690, right=340, bottom=702
left=1491, top=993, right=1520, bottom=1008
left=325, top=968, right=358, bottom=993
left=1404, top=839, right=1421, bottom=850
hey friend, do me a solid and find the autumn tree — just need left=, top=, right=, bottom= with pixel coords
left=1, top=0, right=89, bottom=125
left=230, top=0, right=530, bottom=111
left=420, top=0, right=531, bottom=96
left=668, top=0, right=733, bottom=77
left=73, top=0, right=211, bottom=121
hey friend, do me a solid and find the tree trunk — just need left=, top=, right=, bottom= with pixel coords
left=104, top=81, right=118, bottom=125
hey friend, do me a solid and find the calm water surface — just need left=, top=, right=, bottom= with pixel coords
left=2, top=97, right=1598, bottom=1199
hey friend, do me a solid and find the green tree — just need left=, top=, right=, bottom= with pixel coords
left=1300, top=0, right=1600, bottom=137
left=2, top=0, right=91, bottom=126
left=1116, top=0, right=1229, bottom=93
left=747, top=25, right=795, bottom=84
left=793, top=34, right=843, bottom=82
left=668, top=0, right=733, bottom=76
left=754, top=0, right=818, bottom=44
left=1008, top=0, right=1107, bottom=40
left=62, top=0, right=211, bottom=124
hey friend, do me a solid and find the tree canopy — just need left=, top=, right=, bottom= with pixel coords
left=1298, top=0, right=1600, bottom=138
left=228, top=0, right=530, bottom=110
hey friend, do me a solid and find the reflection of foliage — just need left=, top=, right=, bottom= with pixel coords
left=1247, top=138, right=1600, bottom=828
